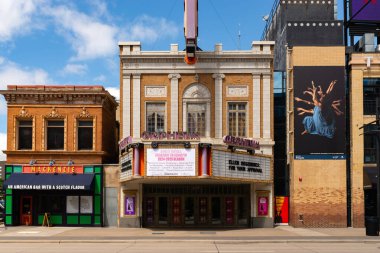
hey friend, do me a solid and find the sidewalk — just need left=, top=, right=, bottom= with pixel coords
left=0, top=225, right=378, bottom=243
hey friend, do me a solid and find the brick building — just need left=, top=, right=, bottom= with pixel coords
left=0, top=85, right=118, bottom=226
left=118, top=42, right=275, bottom=228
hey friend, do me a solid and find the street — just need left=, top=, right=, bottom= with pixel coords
left=1, top=242, right=380, bottom=253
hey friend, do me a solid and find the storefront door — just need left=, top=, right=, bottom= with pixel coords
left=20, top=196, right=33, bottom=226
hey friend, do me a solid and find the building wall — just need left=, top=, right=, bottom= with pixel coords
left=288, top=46, right=347, bottom=227
left=350, top=53, right=380, bottom=228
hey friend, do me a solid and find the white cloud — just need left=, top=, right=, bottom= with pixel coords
left=126, top=15, right=180, bottom=44
left=0, top=57, right=51, bottom=90
left=0, top=0, right=44, bottom=42
left=0, top=132, right=6, bottom=161
left=105, top=87, right=119, bottom=101
left=94, top=75, right=106, bottom=82
left=61, top=63, right=88, bottom=75
left=44, top=5, right=118, bottom=61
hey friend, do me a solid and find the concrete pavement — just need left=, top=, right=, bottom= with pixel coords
left=0, top=224, right=379, bottom=243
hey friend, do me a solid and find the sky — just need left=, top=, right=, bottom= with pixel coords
left=0, top=0, right=344, bottom=160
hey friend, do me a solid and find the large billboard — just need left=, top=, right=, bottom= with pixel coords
left=350, top=0, right=380, bottom=21
left=294, top=66, right=346, bottom=160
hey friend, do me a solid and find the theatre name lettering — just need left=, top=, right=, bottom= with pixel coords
left=228, top=160, right=262, bottom=173
left=141, top=131, right=200, bottom=141
left=223, top=135, right=260, bottom=150
left=23, top=166, right=84, bottom=174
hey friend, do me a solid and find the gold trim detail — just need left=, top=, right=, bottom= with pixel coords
left=45, top=107, right=64, bottom=118
left=16, top=106, right=33, bottom=119
left=77, top=107, right=92, bottom=118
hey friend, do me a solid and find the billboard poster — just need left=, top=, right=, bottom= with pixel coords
left=257, top=196, right=269, bottom=216
left=294, top=66, right=346, bottom=159
left=351, top=0, right=380, bottom=21
left=125, top=196, right=135, bottom=215
left=146, top=149, right=196, bottom=176
left=275, top=196, right=289, bottom=224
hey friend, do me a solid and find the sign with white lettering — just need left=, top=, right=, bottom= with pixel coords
left=120, top=152, right=133, bottom=180
left=212, top=150, right=271, bottom=181
left=142, top=131, right=200, bottom=141
left=147, top=149, right=196, bottom=176
left=6, top=184, right=86, bottom=190
left=223, top=135, right=260, bottom=150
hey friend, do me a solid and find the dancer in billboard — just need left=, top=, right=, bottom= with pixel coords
left=295, top=80, right=343, bottom=139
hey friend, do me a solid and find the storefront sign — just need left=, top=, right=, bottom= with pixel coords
left=147, top=149, right=196, bottom=176
left=120, top=152, right=133, bottom=180
left=212, top=150, right=270, bottom=181
left=7, top=184, right=87, bottom=190
left=119, top=136, right=133, bottom=150
left=22, top=166, right=84, bottom=174
left=125, top=196, right=136, bottom=215
left=142, top=131, right=200, bottom=141
left=223, top=135, right=260, bottom=150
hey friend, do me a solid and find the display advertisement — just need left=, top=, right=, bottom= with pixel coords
left=66, top=196, right=79, bottom=213
left=125, top=196, right=135, bottom=215
left=351, top=0, right=380, bottom=21
left=23, top=166, right=84, bottom=174
left=257, top=196, right=269, bottom=216
left=212, top=150, right=271, bottom=181
left=275, top=196, right=289, bottom=224
left=80, top=196, right=93, bottom=214
left=294, top=66, right=346, bottom=159
left=147, top=149, right=196, bottom=176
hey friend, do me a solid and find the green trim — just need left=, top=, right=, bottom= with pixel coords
left=5, top=166, right=12, bottom=173
left=5, top=196, right=12, bottom=214
left=6, top=189, right=12, bottom=195
left=84, top=167, right=94, bottom=173
left=94, top=216, right=101, bottom=225
left=51, top=215, right=63, bottom=225
left=94, top=166, right=102, bottom=173
left=80, top=215, right=92, bottom=225
left=67, top=215, right=79, bottom=225
left=94, top=175, right=101, bottom=194
left=94, top=196, right=101, bottom=215
left=5, top=174, right=11, bottom=180
left=5, top=216, right=12, bottom=225
left=38, top=215, right=44, bottom=225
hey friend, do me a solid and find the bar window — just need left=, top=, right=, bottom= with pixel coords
left=78, top=120, right=93, bottom=150
left=18, top=120, right=32, bottom=150
left=47, top=120, right=64, bottom=150
left=228, top=103, right=247, bottom=137
left=187, top=103, right=206, bottom=137
left=146, top=103, right=165, bottom=132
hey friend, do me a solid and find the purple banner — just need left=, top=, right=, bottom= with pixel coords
left=125, top=196, right=135, bottom=215
left=351, top=0, right=380, bottom=21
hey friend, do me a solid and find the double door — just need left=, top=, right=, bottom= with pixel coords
left=143, top=195, right=248, bottom=227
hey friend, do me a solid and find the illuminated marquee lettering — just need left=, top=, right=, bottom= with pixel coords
left=23, top=165, right=84, bottom=174
left=141, top=131, right=200, bottom=141
left=223, top=135, right=260, bottom=150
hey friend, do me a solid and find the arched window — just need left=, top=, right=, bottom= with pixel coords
left=182, top=83, right=211, bottom=138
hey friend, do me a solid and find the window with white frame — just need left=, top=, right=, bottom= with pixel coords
left=146, top=103, right=165, bottom=132
left=228, top=103, right=247, bottom=137
left=187, top=103, right=206, bottom=137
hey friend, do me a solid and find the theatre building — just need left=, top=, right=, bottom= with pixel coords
left=118, top=42, right=275, bottom=228
left=1, top=85, right=117, bottom=226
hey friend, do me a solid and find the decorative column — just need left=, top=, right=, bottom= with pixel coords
left=132, top=74, right=141, bottom=138
left=133, top=144, right=140, bottom=176
left=169, top=74, right=181, bottom=132
left=252, top=74, right=261, bottom=138
left=212, top=74, right=225, bottom=139
left=202, top=147, right=208, bottom=176
left=262, top=74, right=271, bottom=139
left=123, top=74, right=131, bottom=138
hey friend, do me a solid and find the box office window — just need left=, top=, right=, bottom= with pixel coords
left=228, top=103, right=247, bottom=137
left=78, top=120, right=93, bottom=150
left=47, top=120, right=64, bottom=150
left=187, top=103, right=206, bottom=137
left=18, top=120, right=32, bottom=150
left=146, top=103, right=165, bottom=132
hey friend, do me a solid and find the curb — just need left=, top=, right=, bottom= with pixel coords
left=0, top=239, right=380, bottom=243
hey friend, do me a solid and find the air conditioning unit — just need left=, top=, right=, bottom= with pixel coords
left=355, top=33, right=375, bottom=52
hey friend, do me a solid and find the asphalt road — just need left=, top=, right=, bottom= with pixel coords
left=1, top=242, right=380, bottom=253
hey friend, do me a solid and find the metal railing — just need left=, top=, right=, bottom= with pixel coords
left=261, top=0, right=280, bottom=40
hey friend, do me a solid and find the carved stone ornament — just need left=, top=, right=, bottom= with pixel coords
left=227, top=85, right=249, bottom=97
left=45, top=107, right=64, bottom=118
left=77, top=107, right=92, bottom=118
left=17, top=106, right=33, bottom=119
left=145, top=86, right=167, bottom=97
left=183, top=83, right=211, bottom=99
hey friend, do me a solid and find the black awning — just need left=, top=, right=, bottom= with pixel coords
left=3, top=173, right=94, bottom=190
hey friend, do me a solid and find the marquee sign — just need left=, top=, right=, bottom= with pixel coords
left=23, top=166, right=84, bottom=174
left=119, top=136, right=133, bottom=150
left=223, top=135, right=260, bottom=150
left=212, top=150, right=270, bottom=181
left=141, top=131, right=200, bottom=141
left=120, top=152, right=133, bottom=180
left=146, top=148, right=196, bottom=176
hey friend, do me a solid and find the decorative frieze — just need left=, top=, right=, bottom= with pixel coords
left=227, top=85, right=249, bottom=97
left=145, top=86, right=167, bottom=97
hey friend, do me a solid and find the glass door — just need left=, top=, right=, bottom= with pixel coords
left=184, top=197, right=195, bottom=225
left=145, top=197, right=154, bottom=226
left=172, top=197, right=181, bottom=225
left=211, top=197, right=221, bottom=224
left=158, top=197, right=168, bottom=225
left=20, top=196, right=33, bottom=226
left=198, top=197, right=208, bottom=225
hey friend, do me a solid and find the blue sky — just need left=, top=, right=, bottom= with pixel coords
left=0, top=0, right=344, bottom=159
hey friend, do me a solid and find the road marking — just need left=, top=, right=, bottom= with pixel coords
left=17, top=231, right=40, bottom=234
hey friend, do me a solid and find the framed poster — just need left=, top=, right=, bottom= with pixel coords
left=257, top=196, right=269, bottom=216
left=66, top=196, right=79, bottom=213
left=125, top=196, right=136, bottom=215
left=80, top=196, right=93, bottom=214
